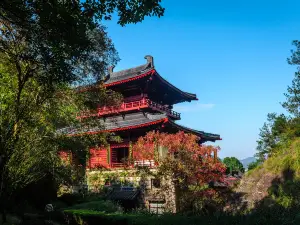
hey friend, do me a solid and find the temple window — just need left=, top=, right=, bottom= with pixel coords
left=151, top=178, right=161, bottom=189
left=149, top=201, right=165, bottom=214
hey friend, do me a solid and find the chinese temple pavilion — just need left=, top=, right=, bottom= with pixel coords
left=59, top=55, right=221, bottom=169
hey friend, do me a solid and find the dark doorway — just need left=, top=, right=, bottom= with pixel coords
left=111, top=147, right=129, bottom=167
left=116, top=147, right=129, bottom=163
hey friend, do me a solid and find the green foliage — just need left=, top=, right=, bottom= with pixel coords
left=57, top=193, right=106, bottom=207
left=0, top=0, right=165, bottom=222
left=248, top=139, right=300, bottom=209
left=256, top=113, right=289, bottom=159
left=0, top=0, right=165, bottom=29
left=66, top=200, right=123, bottom=213
left=247, top=160, right=261, bottom=171
left=262, top=139, right=300, bottom=174
left=256, top=41, right=300, bottom=160
left=223, top=157, right=244, bottom=174
left=62, top=207, right=300, bottom=225
left=0, top=8, right=117, bottom=217
left=284, top=40, right=300, bottom=117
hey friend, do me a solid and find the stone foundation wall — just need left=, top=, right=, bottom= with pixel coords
left=86, top=169, right=177, bottom=213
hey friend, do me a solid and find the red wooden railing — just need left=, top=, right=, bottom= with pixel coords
left=110, top=160, right=156, bottom=169
left=86, top=160, right=157, bottom=170
left=77, top=98, right=181, bottom=120
left=111, top=162, right=126, bottom=168
left=134, top=160, right=156, bottom=168
left=147, top=100, right=180, bottom=119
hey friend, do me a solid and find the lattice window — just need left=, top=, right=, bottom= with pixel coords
left=149, top=201, right=165, bottom=214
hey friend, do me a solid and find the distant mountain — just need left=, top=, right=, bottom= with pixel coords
left=240, top=157, right=256, bottom=169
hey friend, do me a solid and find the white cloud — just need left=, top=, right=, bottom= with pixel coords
left=174, top=103, right=215, bottom=113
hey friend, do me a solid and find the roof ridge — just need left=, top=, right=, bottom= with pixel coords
left=104, top=55, right=154, bottom=84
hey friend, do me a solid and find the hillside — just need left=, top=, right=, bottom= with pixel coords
left=233, top=138, right=300, bottom=210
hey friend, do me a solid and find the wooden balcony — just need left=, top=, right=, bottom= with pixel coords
left=88, top=160, right=156, bottom=170
left=110, top=162, right=126, bottom=168
left=110, top=160, right=156, bottom=169
left=77, top=98, right=181, bottom=120
left=134, top=160, right=156, bottom=168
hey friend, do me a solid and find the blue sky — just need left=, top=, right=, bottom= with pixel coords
left=104, top=0, right=300, bottom=159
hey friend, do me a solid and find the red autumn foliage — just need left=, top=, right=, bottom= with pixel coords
left=132, top=131, right=226, bottom=187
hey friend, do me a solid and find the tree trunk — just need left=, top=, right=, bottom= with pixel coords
left=1, top=210, right=7, bottom=223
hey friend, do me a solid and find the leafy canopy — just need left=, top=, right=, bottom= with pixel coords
left=222, top=157, right=244, bottom=174
left=132, top=131, right=226, bottom=212
left=255, top=40, right=300, bottom=161
left=247, top=161, right=261, bottom=171
left=0, top=0, right=165, bottom=216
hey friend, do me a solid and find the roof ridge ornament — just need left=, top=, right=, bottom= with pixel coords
left=108, top=65, right=115, bottom=75
left=144, top=55, right=154, bottom=68
left=103, top=65, right=115, bottom=82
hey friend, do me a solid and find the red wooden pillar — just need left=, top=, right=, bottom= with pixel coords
left=109, top=145, right=112, bottom=168
left=213, top=149, right=217, bottom=161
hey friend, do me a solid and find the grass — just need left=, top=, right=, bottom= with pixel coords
left=64, top=200, right=123, bottom=213
left=0, top=214, right=22, bottom=225
left=245, top=138, right=300, bottom=178
left=63, top=208, right=300, bottom=225
left=263, top=138, right=300, bottom=175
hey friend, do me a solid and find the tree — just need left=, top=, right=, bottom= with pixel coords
left=132, top=131, right=226, bottom=213
left=0, top=0, right=164, bottom=86
left=283, top=40, right=300, bottom=117
left=222, top=157, right=244, bottom=175
left=247, top=161, right=261, bottom=171
left=0, top=0, right=165, bottom=27
left=256, top=113, right=289, bottom=160
left=0, top=0, right=165, bottom=220
left=0, top=1, right=165, bottom=221
left=0, top=17, right=121, bottom=221
left=254, top=40, right=300, bottom=165
left=0, top=52, right=120, bottom=218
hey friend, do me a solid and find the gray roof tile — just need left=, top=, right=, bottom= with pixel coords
left=57, top=112, right=167, bottom=136
left=105, top=63, right=152, bottom=84
left=106, top=189, right=140, bottom=200
left=57, top=112, right=220, bottom=142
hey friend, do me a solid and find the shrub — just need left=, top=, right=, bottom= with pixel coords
left=247, top=161, right=260, bottom=171
left=57, top=193, right=105, bottom=206
left=58, top=193, right=85, bottom=206
left=63, top=208, right=300, bottom=225
left=67, top=200, right=123, bottom=213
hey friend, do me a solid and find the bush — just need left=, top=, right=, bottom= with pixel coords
left=58, top=193, right=85, bottom=206
left=247, top=161, right=260, bottom=171
left=67, top=200, right=123, bottom=213
left=63, top=208, right=300, bottom=225
left=57, top=193, right=104, bottom=206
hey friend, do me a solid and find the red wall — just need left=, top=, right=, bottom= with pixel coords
left=89, top=148, right=109, bottom=168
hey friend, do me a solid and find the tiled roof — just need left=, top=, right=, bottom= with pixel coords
left=106, top=189, right=140, bottom=201
left=105, top=56, right=197, bottom=100
left=154, top=73, right=197, bottom=101
left=57, top=111, right=220, bottom=142
left=76, top=55, right=197, bottom=103
left=57, top=112, right=168, bottom=136
left=169, top=120, right=221, bottom=142
left=105, top=64, right=153, bottom=85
